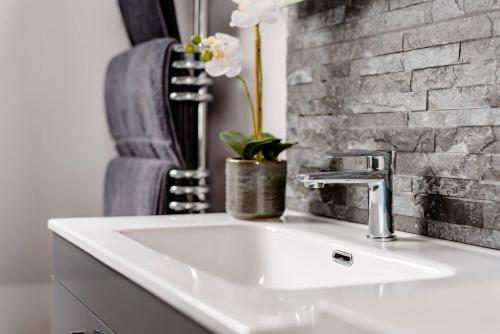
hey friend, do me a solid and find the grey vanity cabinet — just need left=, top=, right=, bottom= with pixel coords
left=53, top=280, right=115, bottom=334
left=52, top=235, right=214, bottom=334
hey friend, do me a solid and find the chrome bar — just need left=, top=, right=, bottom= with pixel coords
left=169, top=92, right=213, bottom=102
left=169, top=201, right=210, bottom=212
left=169, top=169, right=210, bottom=179
left=172, top=60, right=205, bottom=70
left=169, top=185, right=210, bottom=196
left=171, top=76, right=213, bottom=86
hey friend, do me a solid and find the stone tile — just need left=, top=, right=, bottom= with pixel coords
left=432, top=0, right=465, bottom=21
left=393, top=192, right=426, bottom=218
left=428, top=86, right=494, bottom=111
left=411, top=61, right=500, bottom=91
left=428, top=221, right=500, bottom=249
left=394, top=215, right=429, bottom=236
left=460, top=37, right=500, bottom=62
left=412, top=176, right=500, bottom=201
left=403, top=15, right=492, bottom=50
left=346, top=91, right=427, bottom=113
left=348, top=0, right=390, bottom=19
left=389, top=0, right=430, bottom=10
left=422, top=195, right=491, bottom=227
left=402, top=43, right=460, bottom=71
left=313, top=63, right=350, bottom=82
left=489, top=11, right=500, bottom=36
left=299, top=113, right=408, bottom=130
left=310, top=201, right=369, bottom=224
left=394, top=175, right=413, bottom=192
left=464, top=0, right=500, bottom=12
left=435, top=127, right=496, bottom=153
left=351, top=32, right=404, bottom=59
left=301, top=25, right=346, bottom=49
left=395, top=152, right=491, bottom=180
left=352, top=2, right=432, bottom=38
left=288, top=69, right=313, bottom=86
left=350, top=72, right=412, bottom=94
left=351, top=53, right=404, bottom=76
left=408, top=109, right=500, bottom=128
left=289, top=5, right=347, bottom=35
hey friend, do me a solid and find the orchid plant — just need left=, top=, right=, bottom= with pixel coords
left=184, top=0, right=294, bottom=161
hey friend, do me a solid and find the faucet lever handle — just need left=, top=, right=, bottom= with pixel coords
left=322, top=150, right=391, bottom=171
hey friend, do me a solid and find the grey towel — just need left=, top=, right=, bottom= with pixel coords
left=104, top=157, right=175, bottom=216
left=118, top=0, right=180, bottom=45
left=105, top=38, right=185, bottom=168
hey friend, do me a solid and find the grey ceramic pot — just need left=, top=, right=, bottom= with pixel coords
left=225, top=158, right=287, bottom=220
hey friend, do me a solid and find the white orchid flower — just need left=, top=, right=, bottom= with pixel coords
left=204, top=33, right=243, bottom=78
left=230, top=0, right=283, bottom=28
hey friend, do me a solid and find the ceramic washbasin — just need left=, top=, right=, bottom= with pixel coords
left=121, top=219, right=452, bottom=291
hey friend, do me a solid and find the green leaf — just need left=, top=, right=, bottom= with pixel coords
left=219, top=131, right=251, bottom=158
left=262, top=142, right=296, bottom=161
left=243, top=137, right=281, bottom=160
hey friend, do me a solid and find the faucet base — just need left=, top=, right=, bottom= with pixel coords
left=367, top=235, right=397, bottom=242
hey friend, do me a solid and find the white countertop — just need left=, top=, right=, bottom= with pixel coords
left=49, top=212, right=500, bottom=334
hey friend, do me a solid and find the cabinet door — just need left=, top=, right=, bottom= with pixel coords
left=53, top=280, right=115, bottom=334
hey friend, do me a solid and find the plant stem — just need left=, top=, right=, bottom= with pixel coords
left=255, top=24, right=263, bottom=140
left=255, top=24, right=263, bottom=161
left=236, top=75, right=257, bottom=138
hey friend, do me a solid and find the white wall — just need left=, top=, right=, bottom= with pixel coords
left=0, top=0, right=286, bottom=331
left=0, top=0, right=128, bottom=332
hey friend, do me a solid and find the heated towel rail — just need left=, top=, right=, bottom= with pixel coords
left=168, top=0, right=211, bottom=213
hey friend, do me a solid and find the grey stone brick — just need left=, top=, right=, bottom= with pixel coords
left=351, top=53, right=404, bottom=76
left=428, top=86, right=494, bottom=111
left=313, top=63, right=350, bottom=82
left=288, top=69, right=313, bottom=86
left=409, top=109, right=500, bottom=128
left=403, top=15, right=492, bottom=50
left=428, top=221, right=500, bottom=249
left=301, top=25, right=346, bottom=49
left=395, top=152, right=491, bottom=180
left=394, top=175, right=413, bottom=192
left=389, top=0, right=430, bottom=10
left=412, top=176, right=500, bottom=201
left=402, top=44, right=460, bottom=71
left=489, top=11, right=500, bottom=36
left=349, top=0, right=390, bottom=19
left=393, top=192, right=425, bottom=218
left=299, top=113, right=408, bottom=130
left=352, top=44, right=459, bottom=76
left=422, top=195, right=491, bottom=227
left=436, top=127, right=496, bottom=153
left=289, top=5, right=346, bottom=35
left=352, top=3, right=432, bottom=38
left=350, top=72, right=412, bottom=94
left=432, top=0, right=464, bottom=21
left=346, top=91, right=427, bottom=113
left=411, top=61, right=499, bottom=91
left=464, top=0, right=500, bottom=12
left=351, top=32, right=404, bottom=59
left=461, top=37, right=500, bottom=62
left=394, top=215, right=429, bottom=235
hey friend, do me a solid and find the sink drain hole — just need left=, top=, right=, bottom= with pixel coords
left=332, top=250, right=353, bottom=266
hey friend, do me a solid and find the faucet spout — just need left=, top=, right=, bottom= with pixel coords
left=296, top=151, right=396, bottom=242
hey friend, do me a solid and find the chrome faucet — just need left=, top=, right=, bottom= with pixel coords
left=296, top=150, right=396, bottom=242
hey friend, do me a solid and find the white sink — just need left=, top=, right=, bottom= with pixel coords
left=122, top=223, right=449, bottom=290
left=49, top=212, right=500, bottom=334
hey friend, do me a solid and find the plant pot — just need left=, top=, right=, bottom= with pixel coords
left=225, top=158, right=287, bottom=220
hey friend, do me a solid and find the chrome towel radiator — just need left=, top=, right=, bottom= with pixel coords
left=168, top=0, right=211, bottom=213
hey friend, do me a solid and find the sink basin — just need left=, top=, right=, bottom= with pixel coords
left=122, top=223, right=450, bottom=290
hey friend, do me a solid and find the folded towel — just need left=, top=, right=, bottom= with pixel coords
left=104, top=157, right=175, bottom=216
left=118, top=0, right=180, bottom=45
left=105, top=38, right=185, bottom=168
